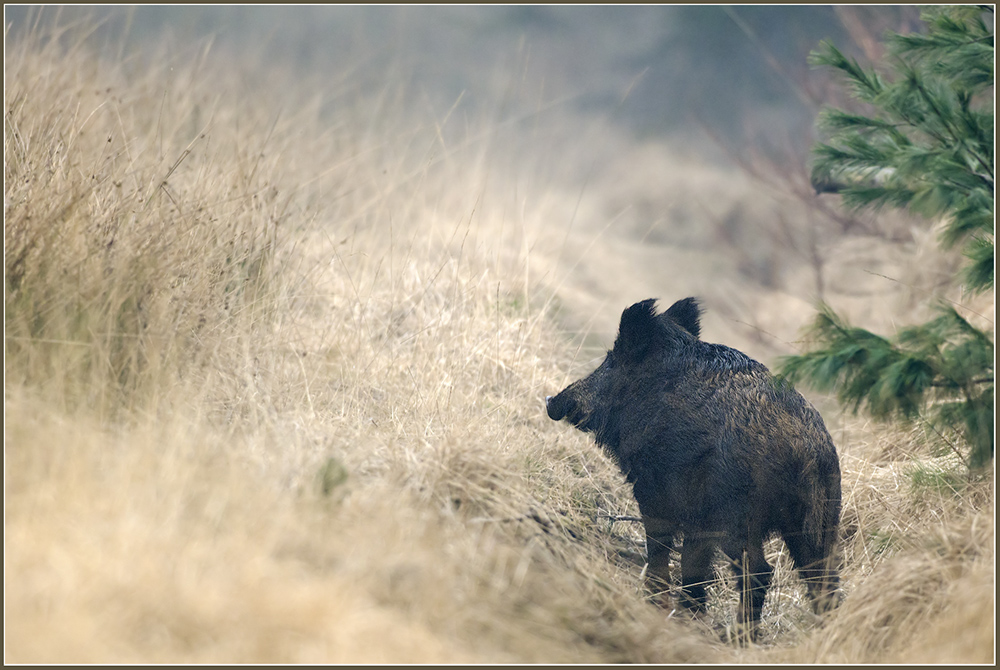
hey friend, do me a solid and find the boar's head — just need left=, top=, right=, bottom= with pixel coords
left=545, top=297, right=700, bottom=447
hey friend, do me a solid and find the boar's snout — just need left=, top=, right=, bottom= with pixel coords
left=545, top=394, right=569, bottom=421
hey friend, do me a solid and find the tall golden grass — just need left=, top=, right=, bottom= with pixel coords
left=5, top=15, right=993, bottom=664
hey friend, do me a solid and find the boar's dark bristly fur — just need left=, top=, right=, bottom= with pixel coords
left=546, top=298, right=842, bottom=642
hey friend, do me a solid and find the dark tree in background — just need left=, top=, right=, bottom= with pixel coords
left=780, top=6, right=994, bottom=471
left=625, top=6, right=923, bottom=150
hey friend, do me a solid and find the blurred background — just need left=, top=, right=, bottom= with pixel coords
left=4, top=4, right=933, bottom=358
left=4, top=5, right=923, bottom=152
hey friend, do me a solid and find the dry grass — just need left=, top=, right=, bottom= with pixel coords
left=5, top=16, right=993, bottom=664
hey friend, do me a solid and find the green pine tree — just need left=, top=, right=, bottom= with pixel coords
left=782, top=6, right=994, bottom=471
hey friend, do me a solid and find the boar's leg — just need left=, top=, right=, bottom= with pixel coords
left=679, top=534, right=715, bottom=612
left=784, top=531, right=841, bottom=615
left=641, top=515, right=676, bottom=608
left=727, top=542, right=772, bottom=643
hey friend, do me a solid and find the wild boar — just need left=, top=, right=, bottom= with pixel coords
left=546, top=298, right=841, bottom=640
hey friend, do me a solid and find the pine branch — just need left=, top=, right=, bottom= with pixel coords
left=793, top=6, right=995, bottom=469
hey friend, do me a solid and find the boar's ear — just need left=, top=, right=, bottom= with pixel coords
left=664, top=297, right=702, bottom=339
left=615, top=299, right=658, bottom=362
